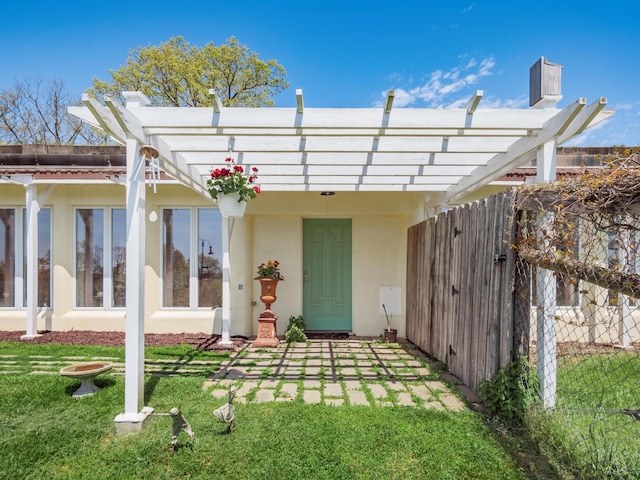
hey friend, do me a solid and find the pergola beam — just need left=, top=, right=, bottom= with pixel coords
left=465, top=90, right=483, bottom=114
left=209, top=89, right=223, bottom=113
left=384, top=90, right=394, bottom=113
left=70, top=91, right=613, bottom=203
left=105, top=95, right=147, bottom=144
left=445, top=98, right=590, bottom=204
left=76, top=94, right=126, bottom=144
left=296, top=89, right=304, bottom=113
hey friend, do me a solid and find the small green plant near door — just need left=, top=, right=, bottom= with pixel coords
left=285, top=315, right=307, bottom=343
left=382, top=304, right=397, bottom=342
left=478, top=355, right=539, bottom=426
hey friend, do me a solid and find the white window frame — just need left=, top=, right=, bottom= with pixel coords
left=72, top=206, right=125, bottom=310
left=21, top=207, right=52, bottom=309
left=160, top=206, right=221, bottom=310
left=0, top=207, right=52, bottom=310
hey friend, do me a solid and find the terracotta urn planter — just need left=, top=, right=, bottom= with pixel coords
left=253, top=277, right=282, bottom=348
left=257, top=277, right=280, bottom=309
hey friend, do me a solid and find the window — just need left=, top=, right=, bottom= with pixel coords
left=607, top=228, right=639, bottom=306
left=531, top=218, right=580, bottom=307
left=555, top=221, right=580, bottom=307
left=162, top=207, right=221, bottom=309
left=111, top=209, right=126, bottom=307
left=75, top=208, right=125, bottom=308
left=198, top=209, right=222, bottom=308
left=23, top=208, right=52, bottom=307
left=0, top=207, right=51, bottom=308
left=0, top=209, right=16, bottom=307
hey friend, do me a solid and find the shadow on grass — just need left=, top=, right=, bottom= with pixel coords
left=144, top=375, right=161, bottom=404
left=63, top=377, right=117, bottom=397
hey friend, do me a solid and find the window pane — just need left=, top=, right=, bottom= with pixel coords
left=37, top=209, right=51, bottom=307
left=163, top=209, right=190, bottom=307
left=0, top=209, right=16, bottom=307
left=22, top=208, right=51, bottom=307
left=198, top=209, right=222, bottom=308
left=112, top=209, right=126, bottom=307
left=76, top=209, right=104, bottom=307
left=556, top=222, right=579, bottom=307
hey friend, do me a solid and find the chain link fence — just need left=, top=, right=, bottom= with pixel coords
left=513, top=150, right=640, bottom=478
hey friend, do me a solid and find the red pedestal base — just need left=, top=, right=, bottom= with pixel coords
left=253, top=310, right=280, bottom=348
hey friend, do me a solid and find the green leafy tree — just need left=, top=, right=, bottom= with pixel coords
left=92, top=36, right=289, bottom=107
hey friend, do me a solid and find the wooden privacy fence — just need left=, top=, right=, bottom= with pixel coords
left=406, top=190, right=520, bottom=391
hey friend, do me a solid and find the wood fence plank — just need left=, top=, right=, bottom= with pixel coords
left=404, top=190, right=521, bottom=392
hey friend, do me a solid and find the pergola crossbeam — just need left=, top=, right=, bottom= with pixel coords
left=71, top=92, right=614, bottom=204
left=445, top=98, right=602, bottom=204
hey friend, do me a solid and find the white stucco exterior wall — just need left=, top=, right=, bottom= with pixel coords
left=1, top=185, right=414, bottom=337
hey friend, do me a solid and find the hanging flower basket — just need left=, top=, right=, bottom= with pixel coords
left=206, top=157, right=260, bottom=218
left=217, top=192, right=248, bottom=218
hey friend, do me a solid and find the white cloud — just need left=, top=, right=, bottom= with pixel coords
left=380, top=56, right=496, bottom=108
left=390, top=89, right=414, bottom=108
left=480, top=95, right=528, bottom=109
left=378, top=57, right=640, bottom=147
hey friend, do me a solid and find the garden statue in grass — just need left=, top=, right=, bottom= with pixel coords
left=168, top=407, right=195, bottom=452
left=214, top=385, right=237, bottom=433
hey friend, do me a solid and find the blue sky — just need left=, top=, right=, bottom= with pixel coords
left=2, top=0, right=638, bottom=147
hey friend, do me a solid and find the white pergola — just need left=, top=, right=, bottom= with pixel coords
left=72, top=89, right=612, bottom=205
left=65, top=87, right=612, bottom=430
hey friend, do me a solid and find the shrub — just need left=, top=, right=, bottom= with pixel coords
left=478, top=354, right=539, bottom=426
left=285, top=315, right=307, bottom=343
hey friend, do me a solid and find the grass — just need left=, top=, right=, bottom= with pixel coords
left=0, top=342, right=533, bottom=480
left=525, top=350, right=640, bottom=479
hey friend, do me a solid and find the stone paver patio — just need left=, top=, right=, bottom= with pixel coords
left=1, top=339, right=468, bottom=412
left=202, top=340, right=466, bottom=411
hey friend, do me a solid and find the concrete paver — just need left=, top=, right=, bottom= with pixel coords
left=368, top=383, right=388, bottom=399
left=14, top=338, right=470, bottom=413
left=302, top=379, right=321, bottom=389
left=347, top=389, right=370, bottom=406
left=397, top=392, right=416, bottom=406
left=409, top=384, right=434, bottom=402
left=255, top=389, right=275, bottom=402
left=279, top=383, right=298, bottom=398
left=303, top=390, right=322, bottom=404
left=323, top=382, right=343, bottom=397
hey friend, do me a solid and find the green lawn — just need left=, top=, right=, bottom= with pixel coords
left=543, top=350, right=640, bottom=478
left=0, top=342, right=531, bottom=480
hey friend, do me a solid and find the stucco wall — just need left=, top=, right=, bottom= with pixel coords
left=2, top=185, right=415, bottom=337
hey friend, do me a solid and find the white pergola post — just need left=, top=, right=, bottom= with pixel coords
left=21, top=180, right=41, bottom=339
left=114, top=138, right=153, bottom=433
left=219, top=217, right=233, bottom=345
left=536, top=140, right=558, bottom=409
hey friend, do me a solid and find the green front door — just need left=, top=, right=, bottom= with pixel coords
left=303, top=219, right=352, bottom=331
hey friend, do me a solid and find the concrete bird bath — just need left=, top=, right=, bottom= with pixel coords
left=60, top=361, right=113, bottom=397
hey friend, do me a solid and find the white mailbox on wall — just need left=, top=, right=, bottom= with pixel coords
left=379, top=286, right=402, bottom=316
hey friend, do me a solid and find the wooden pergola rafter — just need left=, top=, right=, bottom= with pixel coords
left=70, top=89, right=613, bottom=206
